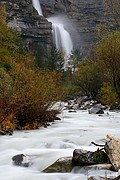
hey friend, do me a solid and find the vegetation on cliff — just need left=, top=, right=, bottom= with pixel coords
left=0, top=5, right=63, bottom=132
left=73, top=30, right=120, bottom=106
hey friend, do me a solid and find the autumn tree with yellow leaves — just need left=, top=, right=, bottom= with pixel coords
left=0, top=4, right=63, bottom=131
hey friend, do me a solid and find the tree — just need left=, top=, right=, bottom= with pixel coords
left=95, top=30, right=120, bottom=96
left=0, top=5, right=63, bottom=130
left=75, top=59, right=103, bottom=99
left=47, top=46, right=64, bottom=72
left=100, top=83, right=118, bottom=106
left=34, top=44, right=47, bottom=69
left=69, top=49, right=83, bottom=73
left=0, top=62, right=63, bottom=129
left=0, top=4, right=22, bottom=62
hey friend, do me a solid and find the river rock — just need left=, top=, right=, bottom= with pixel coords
left=105, top=135, right=120, bottom=171
left=0, top=129, right=13, bottom=135
left=84, top=163, right=112, bottom=171
left=42, top=156, right=73, bottom=173
left=88, top=104, right=104, bottom=114
left=12, top=154, right=32, bottom=167
left=72, top=149, right=109, bottom=166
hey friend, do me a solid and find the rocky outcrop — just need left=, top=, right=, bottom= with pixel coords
left=0, top=0, right=52, bottom=54
left=40, top=0, right=106, bottom=55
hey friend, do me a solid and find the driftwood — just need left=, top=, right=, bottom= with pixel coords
left=104, top=135, right=120, bottom=171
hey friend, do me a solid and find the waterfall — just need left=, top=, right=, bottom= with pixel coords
left=32, top=0, right=43, bottom=16
left=48, top=17, right=73, bottom=60
left=32, top=0, right=73, bottom=61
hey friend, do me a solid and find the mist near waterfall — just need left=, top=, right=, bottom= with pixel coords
left=31, top=0, right=81, bottom=60
left=47, top=16, right=73, bottom=60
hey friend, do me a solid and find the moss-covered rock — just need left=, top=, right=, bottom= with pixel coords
left=43, top=156, right=73, bottom=173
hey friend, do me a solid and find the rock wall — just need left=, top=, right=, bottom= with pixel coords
left=0, top=0, right=52, bottom=54
left=40, top=0, right=106, bottom=55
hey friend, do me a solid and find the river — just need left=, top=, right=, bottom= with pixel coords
left=0, top=109, right=119, bottom=180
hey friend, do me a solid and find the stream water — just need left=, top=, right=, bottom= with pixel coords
left=0, top=109, right=119, bottom=180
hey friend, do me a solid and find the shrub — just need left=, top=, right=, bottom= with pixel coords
left=8, top=65, right=63, bottom=128
left=100, top=83, right=118, bottom=106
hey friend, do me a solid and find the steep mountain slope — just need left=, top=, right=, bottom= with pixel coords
left=40, top=0, right=106, bottom=53
left=0, top=0, right=52, bottom=54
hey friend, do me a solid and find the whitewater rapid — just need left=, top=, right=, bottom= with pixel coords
left=0, top=109, right=119, bottom=180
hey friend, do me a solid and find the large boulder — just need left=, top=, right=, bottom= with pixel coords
left=105, top=135, right=120, bottom=171
left=72, top=149, right=109, bottom=166
left=88, top=104, right=104, bottom=114
left=12, top=154, right=32, bottom=167
left=43, top=156, right=73, bottom=173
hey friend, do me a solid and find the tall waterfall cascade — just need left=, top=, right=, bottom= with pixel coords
left=32, top=0, right=73, bottom=61
left=32, top=0, right=43, bottom=16
left=48, top=17, right=73, bottom=60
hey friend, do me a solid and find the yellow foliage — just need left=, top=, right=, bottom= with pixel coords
left=75, top=58, right=103, bottom=98
left=95, top=30, right=120, bottom=96
left=1, top=113, right=15, bottom=130
left=100, top=83, right=118, bottom=106
left=0, top=4, right=63, bottom=130
left=0, top=4, right=6, bottom=26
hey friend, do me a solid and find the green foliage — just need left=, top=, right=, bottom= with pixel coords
left=96, top=23, right=110, bottom=39
left=95, top=30, right=120, bottom=96
left=0, top=5, right=22, bottom=61
left=0, top=61, right=12, bottom=70
left=92, top=150, right=108, bottom=163
left=69, top=49, right=83, bottom=73
left=0, top=5, right=63, bottom=130
left=9, top=66, right=62, bottom=127
left=34, top=44, right=47, bottom=69
left=47, top=46, right=64, bottom=72
left=75, top=59, right=103, bottom=99
left=100, top=83, right=118, bottom=106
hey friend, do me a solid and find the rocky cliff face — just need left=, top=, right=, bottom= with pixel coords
left=40, top=0, right=106, bottom=54
left=0, top=0, right=52, bottom=54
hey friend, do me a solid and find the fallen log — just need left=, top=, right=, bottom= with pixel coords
left=104, top=135, right=120, bottom=171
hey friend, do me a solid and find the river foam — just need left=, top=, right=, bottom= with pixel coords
left=0, top=110, right=119, bottom=179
